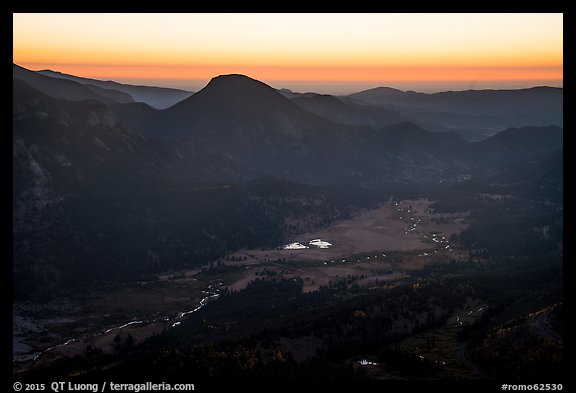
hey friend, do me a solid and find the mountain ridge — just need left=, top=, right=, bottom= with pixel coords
left=13, top=63, right=133, bottom=104
left=349, top=85, right=562, bottom=123
left=36, top=67, right=193, bottom=109
left=13, top=66, right=563, bottom=186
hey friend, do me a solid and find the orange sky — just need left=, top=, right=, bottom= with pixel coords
left=13, top=13, right=563, bottom=94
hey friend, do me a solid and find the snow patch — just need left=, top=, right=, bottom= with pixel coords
left=309, top=239, right=332, bottom=248
left=282, top=242, right=309, bottom=250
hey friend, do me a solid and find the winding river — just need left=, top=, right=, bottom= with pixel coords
left=14, top=283, right=222, bottom=366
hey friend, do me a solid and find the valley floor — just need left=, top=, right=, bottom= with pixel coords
left=13, top=198, right=469, bottom=375
left=222, top=198, right=469, bottom=292
left=13, top=197, right=562, bottom=382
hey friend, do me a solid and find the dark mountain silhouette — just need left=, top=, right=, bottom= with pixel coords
left=290, top=93, right=402, bottom=127
left=37, top=68, right=193, bottom=109
left=118, top=74, right=559, bottom=184
left=12, top=79, right=165, bottom=194
left=13, top=64, right=133, bottom=104
left=163, top=74, right=309, bottom=129
left=350, top=86, right=563, bottom=128
left=13, top=70, right=563, bottom=187
left=12, top=79, right=195, bottom=291
left=139, top=74, right=373, bottom=182
left=351, top=86, right=407, bottom=99
left=134, top=74, right=484, bottom=183
left=282, top=90, right=496, bottom=141
left=469, top=126, right=563, bottom=170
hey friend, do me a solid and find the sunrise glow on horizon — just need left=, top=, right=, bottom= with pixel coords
left=13, top=13, right=563, bottom=94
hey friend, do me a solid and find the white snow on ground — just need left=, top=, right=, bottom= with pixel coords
left=282, top=242, right=309, bottom=250
left=281, top=239, right=333, bottom=250
left=309, top=239, right=332, bottom=248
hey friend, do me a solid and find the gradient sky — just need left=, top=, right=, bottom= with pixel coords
left=13, top=13, right=563, bottom=94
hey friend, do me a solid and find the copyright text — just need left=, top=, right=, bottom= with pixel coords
left=13, top=382, right=195, bottom=393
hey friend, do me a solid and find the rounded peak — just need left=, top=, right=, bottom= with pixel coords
left=168, top=73, right=293, bottom=114
left=199, top=74, right=281, bottom=99
left=207, top=74, right=268, bottom=88
left=196, top=73, right=285, bottom=100
left=352, top=86, right=406, bottom=96
left=212, top=73, right=254, bottom=80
